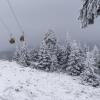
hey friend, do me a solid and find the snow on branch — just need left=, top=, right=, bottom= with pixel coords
left=79, top=0, right=100, bottom=28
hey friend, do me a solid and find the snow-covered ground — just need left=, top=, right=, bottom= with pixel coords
left=0, top=60, right=100, bottom=100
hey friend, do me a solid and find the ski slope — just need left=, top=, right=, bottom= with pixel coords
left=0, top=60, right=100, bottom=100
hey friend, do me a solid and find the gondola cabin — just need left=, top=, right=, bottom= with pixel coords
left=9, top=37, right=15, bottom=44
left=20, top=35, right=24, bottom=42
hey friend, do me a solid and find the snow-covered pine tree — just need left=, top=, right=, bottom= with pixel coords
left=83, top=44, right=89, bottom=58
left=56, top=45, right=66, bottom=71
left=44, top=30, right=58, bottom=71
left=13, top=44, right=21, bottom=62
left=81, top=50, right=100, bottom=87
left=38, top=40, right=52, bottom=71
left=44, top=30, right=57, bottom=53
left=38, top=30, right=58, bottom=71
left=63, top=33, right=72, bottom=70
left=14, top=42, right=30, bottom=67
left=92, top=45, right=100, bottom=76
left=84, top=50, right=95, bottom=75
left=57, top=33, right=72, bottom=72
left=66, top=40, right=85, bottom=76
left=28, top=48, right=39, bottom=62
left=79, top=0, right=100, bottom=28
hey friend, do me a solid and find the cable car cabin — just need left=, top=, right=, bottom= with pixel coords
left=20, top=35, right=24, bottom=42
left=9, top=38, right=15, bottom=44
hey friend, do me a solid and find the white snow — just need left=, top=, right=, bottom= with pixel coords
left=0, top=60, right=100, bottom=100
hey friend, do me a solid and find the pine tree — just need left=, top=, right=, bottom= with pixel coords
left=83, top=44, right=88, bottom=53
left=38, top=40, right=52, bottom=71
left=63, top=33, right=72, bottom=70
left=29, top=48, right=39, bottom=62
left=13, top=44, right=21, bottom=62
left=81, top=50, right=100, bottom=87
left=92, top=45, right=100, bottom=61
left=56, top=45, right=67, bottom=71
left=83, top=44, right=89, bottom=58
left=45, top=30, right=58, bottom=71
left=14, top=42, right=30, bottom=67
left=56, top=33, right=72, bottom=71
left=92, top=45, right=100, bottom=76
left=79, top=0, right=100, bottom=28
left=38, top=30, right=58, bottom=71
left=66, top=40, right=85, bottom=76
left=44, top=30, right=57, bottom=54
left=84, top=51, right=96, bottom=75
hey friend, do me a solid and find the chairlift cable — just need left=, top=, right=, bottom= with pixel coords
left=0, top=16, right=11, bottom=34
left=0, top=17, right=15, bottom=44
left=5, top=0, right=24, bottom=33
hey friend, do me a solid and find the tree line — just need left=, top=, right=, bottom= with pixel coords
left=13, top=30, right=100, bottom=87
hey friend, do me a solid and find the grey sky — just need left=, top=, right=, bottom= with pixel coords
left=0, top=0, right=100, bottom=51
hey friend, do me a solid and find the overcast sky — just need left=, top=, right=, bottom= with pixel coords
left=0, top=0, right=100, bottom=51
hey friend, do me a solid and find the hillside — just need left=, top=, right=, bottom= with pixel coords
left=0, top=60, right=100, bottom=100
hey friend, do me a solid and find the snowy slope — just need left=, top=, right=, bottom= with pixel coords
left=0, top=60, right=100, bottom=100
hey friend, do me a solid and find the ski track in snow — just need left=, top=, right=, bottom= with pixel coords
left=0, top=60, right=100, bottom=100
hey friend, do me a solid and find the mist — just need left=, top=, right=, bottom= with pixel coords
left=0, top=0, right=100, bottom=52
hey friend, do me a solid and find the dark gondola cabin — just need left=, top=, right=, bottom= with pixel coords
left=9, top=38, right=15, bottom=44
left=20, top=35, right=24, bottom=42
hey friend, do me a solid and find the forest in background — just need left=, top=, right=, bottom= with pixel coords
left=9, top=29, right=100, bottom=87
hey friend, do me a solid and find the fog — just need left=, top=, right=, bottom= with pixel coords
left=0, top=0, right=100, bottom=52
